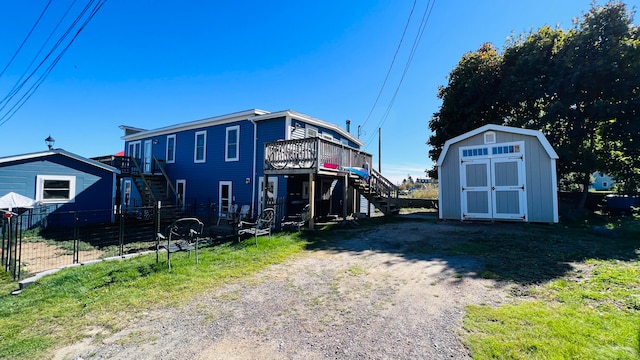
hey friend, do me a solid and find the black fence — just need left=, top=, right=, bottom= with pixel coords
left=1, top=197, right=292, bottom=281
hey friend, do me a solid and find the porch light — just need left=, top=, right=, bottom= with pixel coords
left=45, top=135, right=55, bottom=150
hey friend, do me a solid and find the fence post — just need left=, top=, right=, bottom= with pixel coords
left=155, top=201, right=161, bottom=264
left=73, top=212, right=79, bottom=264
left=117, top=205, right=124, bottom=257
left=16, top=214, right=23, bottom=280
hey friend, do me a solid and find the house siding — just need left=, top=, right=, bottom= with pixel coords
left=122, top=111, right=362, bottom=220
left=0, top=153, right=117, bottom=226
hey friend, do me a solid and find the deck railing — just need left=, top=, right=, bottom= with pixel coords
left=264, top=138, right=373, bottom=173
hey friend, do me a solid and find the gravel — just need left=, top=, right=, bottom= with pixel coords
left=54, top=220, right=510, bottom=360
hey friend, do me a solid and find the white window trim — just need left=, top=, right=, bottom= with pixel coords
left=36, top=175, right=76, bottom=204
left=166, top=134, right=176, bottom=163
left=225, top=125, right=240, bottom=162
left=194, top=130, right=207, bottom=163
left=128, top=140, right=141, bottom=159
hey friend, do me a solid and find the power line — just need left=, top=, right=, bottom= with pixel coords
left=0, top=0, right=107, bottom=128
left=0, top=0, right=53, bottom=79
left=363, top=0, right=435, bottom=150
left=360, top=0, right=417, bottom=131
left=0, top=0, right=78, bottom=106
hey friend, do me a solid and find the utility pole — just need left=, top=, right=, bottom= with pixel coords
left=378, top=127, right=381, bottom=173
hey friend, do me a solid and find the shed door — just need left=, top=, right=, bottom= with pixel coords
left=491, top=156, right=526, bottom=220
left=461, top=158, right=492, bottom=219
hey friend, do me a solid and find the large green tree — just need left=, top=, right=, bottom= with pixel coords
left=428, top=1, right=640, bottom=203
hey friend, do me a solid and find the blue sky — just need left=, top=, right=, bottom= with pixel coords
left=0, top=0, right=638, bottom=184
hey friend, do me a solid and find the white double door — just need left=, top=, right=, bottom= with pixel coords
left=460, top=156, right=526, bottom=220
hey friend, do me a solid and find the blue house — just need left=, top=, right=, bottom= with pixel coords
left=0, top=149, right=120, bottom=226
left=114, top=109, right=400, bottom=226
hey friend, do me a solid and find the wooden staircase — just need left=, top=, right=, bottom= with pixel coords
left=130, top=157, right=179, bottom=208
left=349, top=168, right=401, bottom=216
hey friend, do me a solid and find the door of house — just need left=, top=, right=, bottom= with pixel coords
left=460, top=142, right=526, bottom=220
left=176, top=179, right=186, bottom=211
left=258, top=176, right=278, bottom=213
left=218, top=181, right=233, bottom=216
left=143, top=140, right=152, bottom=173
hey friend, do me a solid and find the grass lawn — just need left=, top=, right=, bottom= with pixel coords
left=0, top=233, right=307, bottom=360
left=0, top=214, right=638, bottom=359
left=457, top=215, right=640, bottom=359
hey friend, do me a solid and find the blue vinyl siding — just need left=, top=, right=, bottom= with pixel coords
left=0, top=154, right=116, bottom=225
left=290, top=119, right=360, bottom=148
left=122, top=113, right=355, bottom=219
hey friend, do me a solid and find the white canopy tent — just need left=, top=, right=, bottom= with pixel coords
left=0, top=192, right=36, bottom=211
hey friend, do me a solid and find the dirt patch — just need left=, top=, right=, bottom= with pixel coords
left=20, top=242, right=104, bottom=274
left=53, top=219, right=513, bottom=360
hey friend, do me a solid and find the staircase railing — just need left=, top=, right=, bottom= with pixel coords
left=153, top=157, right=178, bottom=204
left=130, top=157, right=158, bottom=204
left=369, top=168, right=400, bottom=201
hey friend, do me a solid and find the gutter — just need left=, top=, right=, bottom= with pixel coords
left=250, top=118, right=258, bottom=219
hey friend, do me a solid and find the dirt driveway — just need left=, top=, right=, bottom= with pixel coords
left=55, top=217, right=511, bottom=360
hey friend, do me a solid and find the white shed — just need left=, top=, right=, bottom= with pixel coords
left=436, top=124, right=559, bottom=223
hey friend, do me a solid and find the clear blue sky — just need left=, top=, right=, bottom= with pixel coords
left=0, top=0, right=637, bottom=184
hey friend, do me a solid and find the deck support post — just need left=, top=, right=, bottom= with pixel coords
left=262, top=173, right=268, bottom=213
left=343, top=174, right=349, bottom=219
left=308, top=172, right=315, bottom=230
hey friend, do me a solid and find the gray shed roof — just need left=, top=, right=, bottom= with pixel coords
left=436, top=124, right=558, bottom=166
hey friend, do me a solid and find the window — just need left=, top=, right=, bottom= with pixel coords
left=194, top=130, right=207, bottom=163
left=123, top=179, right=132, bottom=207
left=305, top=126, right=318, bottom=138
left=484, top=131, right=496, bottom=144
left=128, top=141, right=141, bottom=159
left=36, top=175, right=76, bottom=203
left=166, top=135, right=176, bottom=163
left=225, top=126, right=239, bottom=162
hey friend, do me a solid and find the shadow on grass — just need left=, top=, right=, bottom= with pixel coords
left=299, top=213, right=640, bottom=285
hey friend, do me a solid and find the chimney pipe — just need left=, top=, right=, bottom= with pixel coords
left=346, top=119, right=351, bottom=133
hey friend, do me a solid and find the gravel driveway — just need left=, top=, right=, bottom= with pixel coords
left=55, top=219, right=509, bottom=360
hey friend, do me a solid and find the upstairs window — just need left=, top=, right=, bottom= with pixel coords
left=225, top=126, right=239, bottom=162
left=36, top=175, right=76, bottom=203
left=194, top=131, right=207, bottom=163
left=166, top=134, right=176, bottom=163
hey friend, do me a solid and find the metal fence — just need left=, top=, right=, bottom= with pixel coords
left=1, top=197, right=294, bottom=281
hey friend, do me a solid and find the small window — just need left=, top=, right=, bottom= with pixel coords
left=305, top=126, right=318, bottom=138
left=321, top=133, right=333, bottom=141
left=36, top=175, right=76, bottom=203
left=166, top=135, right=176, bottom=163
left=194, top=131, right=207, bottom=163
left=225, top=126, right=240, bottom=162
left=484, top=131, right=496, bottom=144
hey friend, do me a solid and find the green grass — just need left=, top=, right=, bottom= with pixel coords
left=0, top=233, right=307, bottom=359
left=464, top=260, right=640, bottom=359
left=462, top=216, right=640, bottom=359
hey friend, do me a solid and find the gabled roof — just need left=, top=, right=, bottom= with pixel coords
left=436, top=124, right=559, bottom=166
left=0, top=149, right=120, bottom=174
left=120, top=108, right=363, bottom=147
left=252, top=110, right=363, bottom=147
left=121, top=109, right=270, bottom=141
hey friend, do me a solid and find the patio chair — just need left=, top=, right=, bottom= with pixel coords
left=157, top=217, right=204, bottom=271
left=238, top=204, right=251, bottom=221
left=238, top=208, right=275, bottom=246
left=217, top=204, right=238, bottom=225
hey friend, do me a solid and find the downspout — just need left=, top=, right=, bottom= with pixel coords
left=250, top=118, right=258, bottom=219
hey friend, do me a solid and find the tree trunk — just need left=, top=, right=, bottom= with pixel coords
left=577, top=180, right=589, bottom=210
